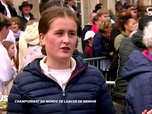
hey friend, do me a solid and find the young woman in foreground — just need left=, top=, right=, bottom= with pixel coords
left=7, top=7, right=115, bottom=114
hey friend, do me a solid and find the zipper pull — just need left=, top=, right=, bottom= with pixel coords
left=63, top=90, right=65, bottom=96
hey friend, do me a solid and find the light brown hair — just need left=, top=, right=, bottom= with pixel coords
left=98, top=19, right=111, bottom=33
left=0, top=13, right=11, bottom=31
left=2, top=40, right=17, bottom=68
left=2, top=40, right=13, bottom=51
left=10, top=17, right=21, bottom=29
left=97, top=8, right=109, bottom=18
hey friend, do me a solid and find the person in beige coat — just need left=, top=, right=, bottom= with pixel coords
left=18, top=20, right=44, bottom=71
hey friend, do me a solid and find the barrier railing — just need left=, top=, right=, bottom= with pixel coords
left=84, top=57, right=115, bottom=88
left=84, top=57, right=106, bottom=70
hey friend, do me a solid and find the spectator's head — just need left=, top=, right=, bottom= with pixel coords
left=139, top=15, right=152, bottom=31
left=93, top=3, right=103, bottom=13
left=0, top=13, right=11, bottom=31
left=98, top=19, right=112, bottom=37
left=89, top=12, right=96, bottom=25
left=136, top=0, right=144, bottom=8
left=115, top=9, right=127, bottom=31
left=7, top=0, right=14, bottom=7
left=97, top=8, right=110, bottom=21
left=25, top=19, right=38, bottom=29
left=0, top=13, right=11, bottom=41
left=126, top=0, right=131, bottom=5
left=19, top=1, right=33, bottom=14
left=66, top=0, right=75, bottom=6
left=22, top=20, right=39, bottom=46
left=120, top=14, right=136, bottom=33
left=1, top=0, right=8, bottom=4
left=38, top=7, right=78, bottom=56
left=92, top=15, right=98, bottom=25
left=127, top=6, right=137, bottom=20
left=137, top=6, right=148, bottom=20
left=2, top=40, right=15, bottom=58
left=39, top=0, right=63, bottom=14
left=84, top=30, right=95, bottom=41
left=115, top=1, right=122, bottom=12
left=84, top=30, right=95, bottom=47
left=143, top=21, right=152, bottom=48
left=10, top=17, right=21, bottom=33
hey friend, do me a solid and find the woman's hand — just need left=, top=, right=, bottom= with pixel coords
left=142, top=109, right=152, bottom=114
left=110, top=51, right=114, bottom=56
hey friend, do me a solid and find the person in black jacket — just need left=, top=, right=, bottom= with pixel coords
left=7, top=6, right=115, bottom=114
left=64, top=0, right=82, bottom=37
left=17, top=1, right=35, bottom=31
left=0, top=0, right=17, bottom=18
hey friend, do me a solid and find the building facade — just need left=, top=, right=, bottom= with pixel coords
left=13, top=0, right=152, bottom=28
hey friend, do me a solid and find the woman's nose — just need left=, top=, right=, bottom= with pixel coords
left=63, top=34, right=70, bottom=43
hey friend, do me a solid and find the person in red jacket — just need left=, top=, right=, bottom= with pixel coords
left=83, top=30, right=95, bottom=58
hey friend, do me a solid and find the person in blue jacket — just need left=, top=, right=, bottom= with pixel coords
left=122, top=21, right=152, bottom=114
left=92, top=19, right=114, bottom=71
left=92, top=19, right=114, bottom=58
left=7, top=6, right=115, bottom=114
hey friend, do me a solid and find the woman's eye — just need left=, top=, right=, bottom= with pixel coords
left=69, top=32, right=76, bottom=37
left=56, top=32, right=63, bottom=35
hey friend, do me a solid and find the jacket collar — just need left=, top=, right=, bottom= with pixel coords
left=23, top=56, right=88, bottom=80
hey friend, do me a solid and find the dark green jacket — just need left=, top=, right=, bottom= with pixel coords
left=112, top=31, right=146, bottom=99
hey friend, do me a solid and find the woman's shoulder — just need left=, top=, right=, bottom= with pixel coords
left=115, top=33, right=125, bottom=40
left=129, top=50, right=142, bottom=59
left=85, top=65, right=105, bottom=80
left=94, top=32, right=103, bottom=39
left=14, top=62, right=42, bottom=86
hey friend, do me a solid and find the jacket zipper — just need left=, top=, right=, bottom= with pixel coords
left=61, top=66, right=86, bottom=114
left=62, top=88, right=67, bottom=114
left=62, top=65, right=86, bottom=97
left=62, top=90, right=65, bottom=96
left=43, top=65, right=87, bottom=114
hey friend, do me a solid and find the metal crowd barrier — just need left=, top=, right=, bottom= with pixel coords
left=84, top=57, right=115, bottom=88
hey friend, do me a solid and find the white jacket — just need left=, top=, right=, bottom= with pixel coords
left=0, top=43, right=15, bottom=93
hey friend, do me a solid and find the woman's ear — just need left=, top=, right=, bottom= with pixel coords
left=39, top=33, right=47, bottom=55
left=124, top=24, right=128, bottom=31
left=39, top=33, right=45, bottom=46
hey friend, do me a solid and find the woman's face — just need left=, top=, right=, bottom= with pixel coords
left=8, top=44, right=15, bottom=58
left=107, top=23, right=113, bottom=37
left=116, top=3, right=122, bottom=12
left=125, top=18, right=137, bottom=32
left=104, top=23, right=113, bottom=38
left=11, top=21, right=19, bottom=33
left=89, top=38, right=94, bottom=46
left=40, top=17, right=77, bottom=61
